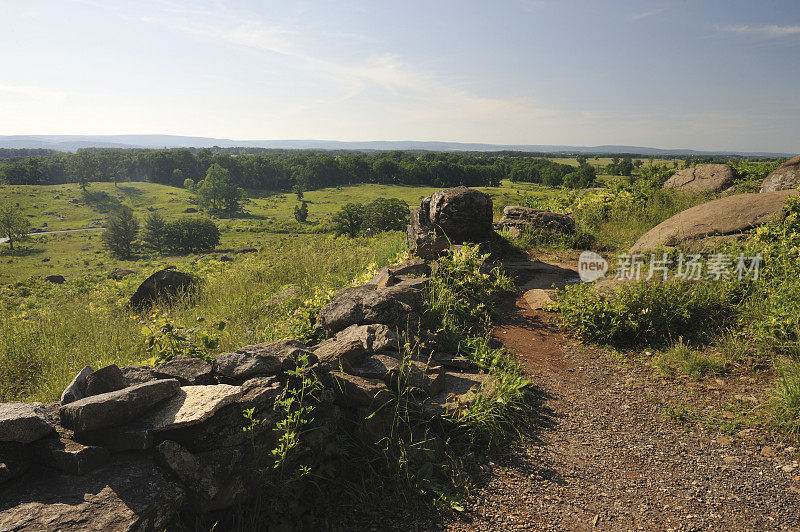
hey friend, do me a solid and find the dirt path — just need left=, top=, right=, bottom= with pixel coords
left=447, top=256, right=800, bottom=531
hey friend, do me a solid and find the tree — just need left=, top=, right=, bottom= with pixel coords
left=363, top=198, right=408, bottom=232
left=562, top=164, right=597, bottom=189
left=196, top=164, right=244, bottom=213
left=102, top=206, right=139, bottom=258
left=141, top=211, right=168, bottom=254
left=0, top=203, right=30, bottom=250
left=332, top=203, right=365, bottom=238
left=183, top=178, right=195, bottom=191
left=293, top=183, right=304, bottom=200
left=293, top=201, right=309, bottom=222
left=163, top=218, right=220, bottom=253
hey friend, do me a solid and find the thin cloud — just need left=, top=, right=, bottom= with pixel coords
left=716, top=24, right=800, bottom=37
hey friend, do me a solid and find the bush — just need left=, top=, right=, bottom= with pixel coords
left=102, top=206, right=139, bottom=258
left=331, top=203, right=365, bottom=238
left=163, top=217, right=220, bottom=253
left=363, top=198, right=409, bottom=232
left=554, top=279, right=745, bottom=348
left=141, top=211, right=167, bottom=253
left=293, top=202, right=309, bottom=222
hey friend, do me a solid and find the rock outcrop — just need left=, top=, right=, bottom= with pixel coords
left=494, top=206, right=575, bottom=237
left=662, top=164, right=737, bottom=193
left=630, top=190, right=798, bottom=252
left=407, top=186, right=494, bottom=259
left=761, top=155, right=800, bottom=193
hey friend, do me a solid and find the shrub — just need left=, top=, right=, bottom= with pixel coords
left=293, top=202, right=309, bottom=222
left=331, top=202, right=365, bottom=238
left=141, top=211, right=167, bottom=253
left=102, top=206, right=139, bottom=258
left=164, top=217, right=220, bottom=253
left=554, top=279, right=745, bottom=348
left=363, top=198, right=409, bottom=232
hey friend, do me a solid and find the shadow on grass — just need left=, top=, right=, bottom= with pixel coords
left=82, top=190, right=123, bottom=213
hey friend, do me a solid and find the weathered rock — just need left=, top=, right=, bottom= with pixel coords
left=74, top=425, right=154, bottom=452
left=329, top=372, right=391, bottom=408
left=367, top=258, right=432, bottom=288
left=160, top=380, right=281, bottom=452
left=60, top=365, right=93, bottom=405
left=495, top=206, right=576, bottom=235
left=34, top=437, right=110, bottom=475
left=214, top=339, right=316, bottom=380
left=523, top=288, right=555, bottom=310
left=0, top=442, right=32, bottom=485
left=424, top=372, right=500, bottom=416
left=388, top=361, right=445, bottom=397
left=59, top=379, right=181, bottom=433
left=134, top=384, right=242, bottom=433
left=152, top=356, right=213, bottom=385
left=407, top=187, right=495, bottom=259
left=313, top=324, right=400, bottom=371
left=351, top=354, right=400, bottom=379
left=44, top=274, right=65, bottom=284
left=0, top=402, right=54, bottom=443
left=265, top=285, right=302, bottom=307
left=85, top=364, right=126, bottom=396
left=120, top=365, right=159, bottom=386
left=630, top=190, right=799, bottom=252
left=663, top=164, right=737, bottom=193
left=129, top=269, right=196, bottom=309
left=109, top=268, right=137, bottom=280
left=317, top=278, right=427, bottom=334
left=761, top=155, right=800, bottom=193
left=155, top=440, right=244, bottom=506
left=431, top=352, right=472, bottom=370
left=0, top=456, right=185, bottom=531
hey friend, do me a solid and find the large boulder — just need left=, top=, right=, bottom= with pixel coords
left=59, top=379, right=181, bottom=433
left=495, top=206, right=576, bottom=237
left=60, top=366, right=93, bottom=405
left=630, top=190, right=799, bottom=252
left=84, top=365, right=126, bottom=396
left=663, top=164, right=737, bottom=193
left=129, top=269, right=196, bottom=309
left=761, top=155, right=800, bottom=193
left=152, top=356, right=214, bottom=385
left=407, top=187, right=494, bottom=259
left=0, top=402, right=54, bottom=443
left=312, top=324, right=400, bottom=372
left=0, top=456, right=185, bottom=531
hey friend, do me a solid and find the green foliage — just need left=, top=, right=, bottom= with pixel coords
left=331, top=202, right=365, bottom=238
left=363, top=197, right=409, bottom=232
left=102, top=205, right=139, bottom=258
left=196, top=163, right=244, bottom=213
left=771, top=361, right=800, bottom=437
left=141, top=211, right=167, bottom=253
left=0, top=202, right=30, bottom=250
left=555, top=279, right=744, bottom=348
left=141, top=313, right=224, bottom=365
left=182, top=178, right=195, bottom=191
left=163, top=217, right=220, bottom=253
left=651, top=340, right=725, bottom=380
left=292, top=201, right=308, bottom=222
left=562, top=163, right=597, bottom=188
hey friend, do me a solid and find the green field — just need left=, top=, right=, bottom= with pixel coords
left=0, top=180, right=567, bottom=283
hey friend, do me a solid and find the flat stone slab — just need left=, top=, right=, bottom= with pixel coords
left=214, top=339, right=313, bottom=380
left=59, top=379, right=181, bottom=433
left=0, top=456, right=185, bottom=531
left=0, top=402, right=54, bottom=443
left=136, top=384, right=242, bottom=432
left=523, top=288, right=555, bottom=310
left=152, top=357, right=213, bottom=385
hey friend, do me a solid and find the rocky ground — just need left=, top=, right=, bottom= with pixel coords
left=444, top=253, right=800, bottom=531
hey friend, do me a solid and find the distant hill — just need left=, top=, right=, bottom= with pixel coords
left=0, top=135, right=791, bottom=157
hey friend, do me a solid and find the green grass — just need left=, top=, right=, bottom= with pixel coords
left=0, top=232, right=406, bottom=402
left=651, top=341, right=725, bottom=380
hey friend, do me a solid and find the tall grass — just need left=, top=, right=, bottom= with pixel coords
left=0, top=232, right=405, bottom=402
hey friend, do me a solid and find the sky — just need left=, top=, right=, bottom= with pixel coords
left=0, top=0, right=798, bottom=152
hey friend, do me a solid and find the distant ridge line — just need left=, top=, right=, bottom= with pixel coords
left=0, top=135, right=791, bottom=158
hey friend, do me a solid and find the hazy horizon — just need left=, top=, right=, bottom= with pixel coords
left=1, top=0, right=798, bottom=153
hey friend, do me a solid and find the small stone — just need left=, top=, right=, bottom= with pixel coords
left=0, top=402, right=54, bottom=443
left=152, top=357, right=213, bottom=385
left=60, top=365, right=93, bottom=405
left=35, top=437, right=110, bottom=475
left=782, top=464, right=797, bottom=473
left=762, top=446, right=776, bottom=458
left=84, top=364, right=126, bottom=396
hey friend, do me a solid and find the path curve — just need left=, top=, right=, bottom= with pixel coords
left=447, top=256, right=800, bottom=531
left=0, top=227, right=104, bottom=244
